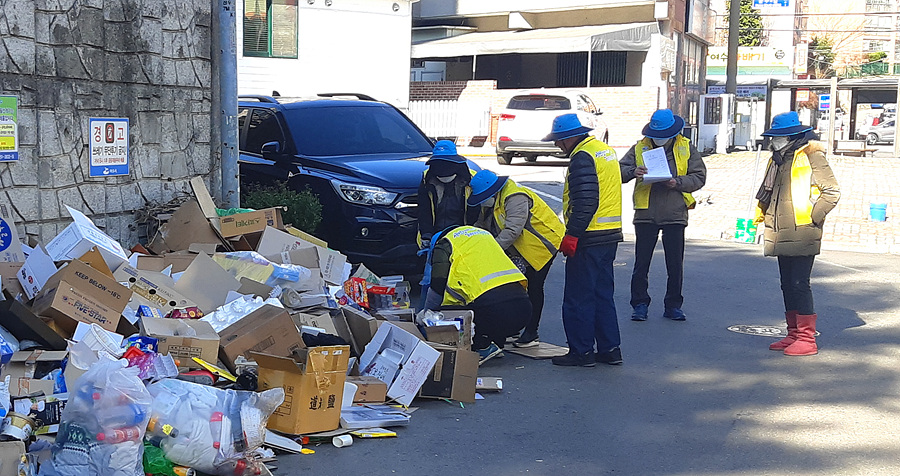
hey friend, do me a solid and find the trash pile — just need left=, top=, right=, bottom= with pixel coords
left=0, top=179, right=499, bottom=475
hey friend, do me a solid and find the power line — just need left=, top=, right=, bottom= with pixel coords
left=717, top=11, right=900, bottom=17
left=714, top=27, right=900, bottom=32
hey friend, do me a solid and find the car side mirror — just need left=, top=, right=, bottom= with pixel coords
left=261, top=141, right=281, bottom=155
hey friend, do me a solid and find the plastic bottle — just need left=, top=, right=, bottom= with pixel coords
left=97, top=403, right=146, bottom=428
left=147, top=416, right=180, bottom=438
left=173, top=467, right=196, bottom=476
left=96, top=426, right=142, bottom=443
left=209, top=412, right=224, bottom=449
left=220, top=459, right=262, bottom=476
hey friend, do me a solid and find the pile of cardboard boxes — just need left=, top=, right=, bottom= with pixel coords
left=0, top=178, right=489, bottom=474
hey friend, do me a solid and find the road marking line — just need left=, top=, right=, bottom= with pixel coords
left=525, top=186, right=562, bottom=203
left=817, top=259, right=862, bottom=272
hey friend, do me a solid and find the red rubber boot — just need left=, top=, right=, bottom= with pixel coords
left=784, top=314, right=818, bottom=356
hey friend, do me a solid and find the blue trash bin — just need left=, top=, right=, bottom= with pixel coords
left=870, top=203, right=887, bottom=222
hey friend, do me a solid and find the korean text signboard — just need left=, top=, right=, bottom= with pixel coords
left=0, top=96, right=18, bottom=162
left=89, top=118, right=129, bottom=177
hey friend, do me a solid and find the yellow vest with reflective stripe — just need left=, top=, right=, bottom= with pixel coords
left=753, top=146, right=820, bottom=226
left=493, top=180, right=565, bottom=270
left=562, top=136, right=622, bottom=231
left=441, top=226, right=527, bottom=306
left=633, top=135, right=696, bottom=210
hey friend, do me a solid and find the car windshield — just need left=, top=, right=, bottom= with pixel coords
left=282, top=105, right=433, bottom=157
left=507, top=95, right=571, bottom=111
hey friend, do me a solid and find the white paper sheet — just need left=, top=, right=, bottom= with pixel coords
left=640, top=147, right=673, bottom=183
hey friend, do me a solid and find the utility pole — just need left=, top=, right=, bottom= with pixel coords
left=726, top=0, right=741, bottom=94
left=217, top=0, right=240, bottom=208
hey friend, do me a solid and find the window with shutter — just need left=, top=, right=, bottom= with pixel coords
left=243, top=0, right=298, bottom=58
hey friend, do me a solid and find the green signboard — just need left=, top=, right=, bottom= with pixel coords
left=0, top=95, right=18, bottom=162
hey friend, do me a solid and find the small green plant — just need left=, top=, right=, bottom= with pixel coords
left=242, top=181, right=323, bottom=234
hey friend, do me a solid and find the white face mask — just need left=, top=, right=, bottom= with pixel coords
left=651, top=137, right=669, bottom=147
left=771, top=136, right=790, bottom=151
left=481, top=197, right=496, bottom=208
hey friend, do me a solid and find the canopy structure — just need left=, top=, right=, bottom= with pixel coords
left=411, top=22, right=659, bottom=59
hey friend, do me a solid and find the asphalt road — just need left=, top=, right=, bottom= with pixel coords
left=275, top=157, right=900, bottom=475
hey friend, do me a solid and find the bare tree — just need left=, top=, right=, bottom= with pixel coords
left=804, top=2, right=867, bottom=74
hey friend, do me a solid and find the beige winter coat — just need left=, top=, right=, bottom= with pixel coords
left=761, top=141, right=841, bottom=256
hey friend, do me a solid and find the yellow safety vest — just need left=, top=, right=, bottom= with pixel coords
left=633, top=135, right=696, bottom=210
left=562, top=136, right=622, bottom=231
left=754, top=146, right=820, bottom=226
left=440, top=226, right=527, bottom=306
left=493, top=180, right=565, bottom=270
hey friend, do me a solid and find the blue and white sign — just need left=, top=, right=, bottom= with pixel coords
left=753, top=0, right=790, bottom=7
left=818, top=94, right=831, bottom=111
left=89, top=118, right=129, bottom=177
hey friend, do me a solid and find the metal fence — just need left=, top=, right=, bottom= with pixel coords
left=407, top=100, right=490, bottom=140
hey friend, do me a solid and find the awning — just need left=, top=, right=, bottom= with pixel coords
left=411, top=22, right=659, bottom=59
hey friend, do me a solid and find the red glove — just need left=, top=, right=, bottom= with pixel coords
left=559, top=235, right=579, bottom=257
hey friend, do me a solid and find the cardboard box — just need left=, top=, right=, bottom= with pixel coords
left=418, top=344, right=478, bottom=403
left=172, top=253, right=241, bottom=314
left=257, top=227, right=347, bottom=286
left=252, top=346, right=350, bottom=435
left=292, top=311, right=356, bottom=352
left=0, top=262, right=25, bottom=298
left=0, top=204, right=24, bottom=263
left=148, top=199, right=227, bottom=254
left=0, top=299, right=67, bottom=350
left=17, top=245, right=57, bottom=300
left=219, top=208, right=284, bottom=238
left=218, top=304, right=304, bottom=372
left=136, top=252, right=200, bottom=274
left=141, top=318, right=220, bottom=368
left=31, top=259, right=132, bottom=335
left=359, top=322, right=441, bottom=407
left=340, top=306, right=380, bottom=356
left=0, top=441, right=25, bottom=476
left=4, top=350, right=68, bottom=397
left=114, top=264, right=196, bottom=313
left=46, top=206, right=129, bottom=270
left=476, top=377, right=503, bottom=392
left=13, top=393, right=67, bottom=435
left=422, top=310, right=473, bottom=350
left=346, top=375, right=388, bottom=403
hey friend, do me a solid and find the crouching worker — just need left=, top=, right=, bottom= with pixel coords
left=422, top=225, right=531, bottom=364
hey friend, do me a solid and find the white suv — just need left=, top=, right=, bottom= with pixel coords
left=495, top=90, right=608, bottom=165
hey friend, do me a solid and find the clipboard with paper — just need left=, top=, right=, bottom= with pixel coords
left=640, top=147, right=673, bottom=183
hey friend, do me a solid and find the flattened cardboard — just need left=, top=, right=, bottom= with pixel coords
left=148, top=199, right=224, bottom=254
left=17, top=245, right=57, bottom=300
left=285, top=226, right=328, bottom=248
left=0, top=262, right=25, bottom=298
left=189, top=176, right=220, bottom=220
left=345, top=375, right=388, bottom=403
left=237, top=277, right=274, bottom=299
left=135, top=252, right=198, bottom=274
left=252, top=346, right=350, bottom=435
left=141, top=317, right=220, bottom=368
left=476, top=377, right=503, bottom=392
left=46, top=206, right=128, bottom=270
left=0, top=299, right=67, bottom=350
left=505, top=341, right=569, bottom=359
left=5, top=350, right=68, bottom=397
left=172, top=253, right=241, bottom=314
left=113, top=264, right=195, bottom=313
left=218, top=304, right=304, bottom=372
left=359, top=322, right=440, bottom=407
left=0, top=203, right=24, bottom=263
left=419, top=345, right=478, bottom=403
left=341, top=306, right=379, bottom=356
left=0, top=441, right=26, bottom=476
left=219, top=208, right=284, bottom=238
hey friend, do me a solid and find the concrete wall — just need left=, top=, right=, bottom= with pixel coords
left=237, top=0, right=414, bottom=109
left=0, top=0, right=213, bottom=247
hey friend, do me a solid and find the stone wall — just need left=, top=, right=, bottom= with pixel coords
left=0, top=0, right=214, bottom=247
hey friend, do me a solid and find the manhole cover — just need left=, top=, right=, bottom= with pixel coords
left=727, top=324, right=787, bottom=337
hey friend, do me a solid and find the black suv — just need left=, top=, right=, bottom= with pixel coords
left=237, top=94, right=438, bottom=272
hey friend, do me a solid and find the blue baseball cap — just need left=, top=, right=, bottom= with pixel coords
left=543, top=113, right=593, bottom=142
left=642, top=109, right=685, bottom=139
left=762, top=111, right=813, bottom=137
left=467, top=170, right=508, bottom=206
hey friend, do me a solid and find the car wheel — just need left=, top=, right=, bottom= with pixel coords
left=867, top=133, right=878, bottom=145
left=524, top=155, right=537, bottom=163
left=497, top=153, right=513, bottom=165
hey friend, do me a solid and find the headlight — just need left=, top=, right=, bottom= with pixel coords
left=331, top=180, right=398, bottom=206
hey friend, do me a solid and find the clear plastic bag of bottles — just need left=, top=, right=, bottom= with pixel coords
left=40, top=357, right=152, bottom=476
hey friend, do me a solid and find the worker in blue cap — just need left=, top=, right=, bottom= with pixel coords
left=543, top=113, right=623, bottom=367
left=468, top=169, right=565, bottom=348
left=619, top=109, right=707, bottom=323
left=417, top=140, right=479, bottom=248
